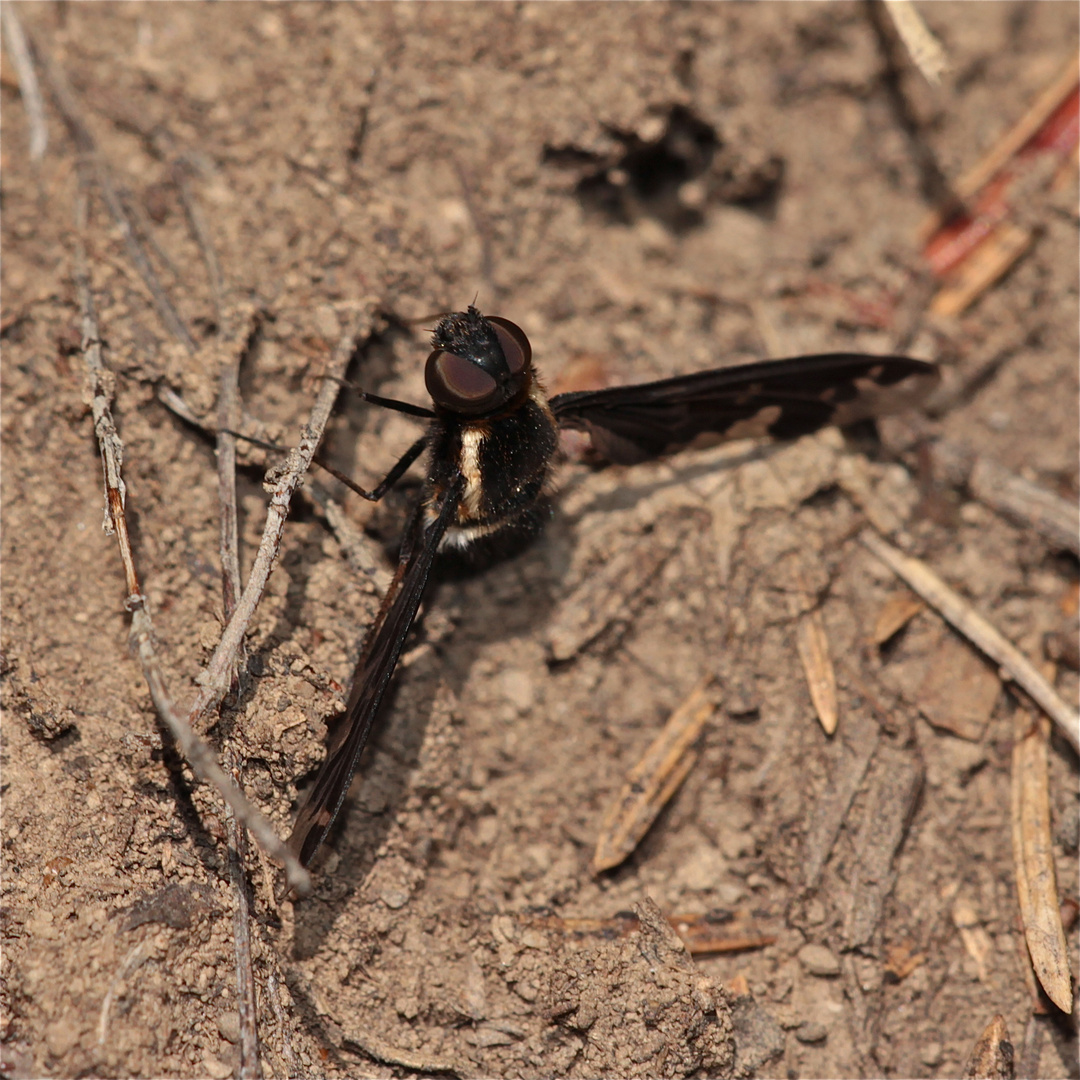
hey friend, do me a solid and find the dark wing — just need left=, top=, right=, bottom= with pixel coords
left=550, top=354, right=939, bottom=465
left=287, top=477, right=463, bottom=869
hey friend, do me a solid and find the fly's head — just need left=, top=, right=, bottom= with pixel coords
left=425, top=306, right=533, bottom=416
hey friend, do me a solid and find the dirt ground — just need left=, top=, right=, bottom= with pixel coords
left=2, top=3, right=1078, bottom=1078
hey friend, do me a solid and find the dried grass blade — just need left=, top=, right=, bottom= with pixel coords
left=1011, top=714, right=1073, bottom=1012
left=592, top=676, right=717, bottom=873
left=795, top=608, right=838, bottom=735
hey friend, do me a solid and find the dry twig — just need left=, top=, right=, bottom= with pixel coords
left=34, top=34, right=196, bottom=353
left=342, top=1029, right=466, bottom=1077
left=1, top=5, right=48, bottom=161
left=215, top=312, right=261, bottom=1079
left=919, top=54, right=1080, bottom=241
left=534, top=910, right=775, bottom=955
left=184, top=313, right=367, bottom=721
left=74, top=189, right=311, bottom=895
left=842, top=744, right=923, bottom=948
left=966, top=451, right=1078, bottom=556
left=266, top=974, right=302, bottom=1080
left=802, top=708, right=880, bottom=889
left=882, top=0, right=949, bottom=86
left=124, top=119, right=227, bottom=323
left=918, top=55, right=1079, bottom=315
left=859, top=530, right=1079, bottom=753
left=223, top=752, right=260, bottom=1080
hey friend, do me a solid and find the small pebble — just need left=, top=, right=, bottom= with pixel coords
left=201, top=1053, right=234, bottom=1080
left=216, top=1012, right=240, bottom=1044
left=921, top=1040, right=943, bottom=1067
left=380, top=887, right=410, bottom=910
left=795, top=1021, right=828, bottom=1044
left=44, top=1020, right=81, bottom=1059
left=797, top=943, right=841, bottom=977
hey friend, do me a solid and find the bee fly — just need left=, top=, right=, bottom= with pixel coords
left=287, top=305, right=939, bottom=870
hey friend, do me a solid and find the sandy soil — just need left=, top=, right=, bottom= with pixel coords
left=2, top=3, right=1078, bottom=1078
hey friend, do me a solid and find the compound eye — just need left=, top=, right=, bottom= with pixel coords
left=487, top=316, right=531, bottom=374
left=425, top=349, right=498, bottom=410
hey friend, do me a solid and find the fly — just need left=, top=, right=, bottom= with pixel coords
left=287, top=305, right=939, bottom=870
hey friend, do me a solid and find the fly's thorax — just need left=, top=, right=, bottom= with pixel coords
left=425, top=381, right=559, bottom=538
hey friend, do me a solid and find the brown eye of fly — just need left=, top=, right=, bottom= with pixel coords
left=432, top=350, right=498, bottom=402
left=487, top=316, right=531, bottom=374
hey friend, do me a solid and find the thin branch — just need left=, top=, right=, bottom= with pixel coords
left=224, top=750, right=260, bottom=1080
left=74, top=188, right=312, bottom=895
left=882, top=0, right=949, bottom=86
left=859, top=530, right=1079, bottom=753
left=173, top=151, right=226, bottom=325
left=931, top=440, right=1079, bottom=556
left=134, top=121, right=227, bottom=324
left=33, top=33, right=196, bottom=353
left=217, top=314, right=258, bottom=622
left=184, top=312, right=367, bottom=727
left=2, top=4, right=48, bottom=161
left=266, top=974, right=302, bottom=1079
left=157, top=384, right=209, bottom=428
left=217, top=313, right=261, bottom=1080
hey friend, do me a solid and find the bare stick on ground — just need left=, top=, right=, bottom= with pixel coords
left=74, top=188, right=311, bottom=895
left=34, top=34, right=196, bottom=354
left=859, top=530, right=1079, bottom=753
left=216, top=310, right=262, bottom=1079
left=183, top=311, right=369, bottom=723
left=2, top=5, right=48, bottom=162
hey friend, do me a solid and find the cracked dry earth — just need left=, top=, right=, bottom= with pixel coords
left=2, top=3, right=1078, bottom=1079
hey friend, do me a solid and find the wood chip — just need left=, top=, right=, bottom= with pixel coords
left=592, top=676, right=717, bottom=873
left=859, top=530, right=1079, bottom=753
left=883, top=941, right=926, bottom=981
left=919, top=628, right=1001, bottom=741
left=873, top=589, right=925, bottom=645
left=785, top=561, right=838, bottom=734
left=668, top=911, right=777, bottom=956
left=795, top=608, right=838, bottom=735
left=962, top=1014, right=1014, bottom=1080
left=1011, top=712, right=1073, bottom=1013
